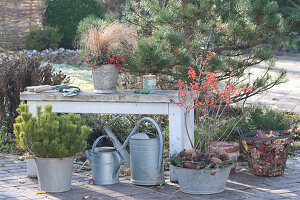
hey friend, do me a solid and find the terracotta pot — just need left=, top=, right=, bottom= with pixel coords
left=209, top=141, right=239, bottom=174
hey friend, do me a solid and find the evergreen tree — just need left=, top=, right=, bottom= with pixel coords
left=14, top=104, right=91, bottom=158
left=122, top=0, right=288, bottom=102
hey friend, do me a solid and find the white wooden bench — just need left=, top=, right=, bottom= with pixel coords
left=20, top=90, right=194, bottom=181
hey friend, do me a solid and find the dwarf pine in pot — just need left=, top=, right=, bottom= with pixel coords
left=14, top=104, right=91, bottom=192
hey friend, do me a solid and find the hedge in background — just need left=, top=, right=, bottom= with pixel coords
left=25, top=26, right=62, bottom=51
left=0, top=54, right=69, bottom=133
left=45, top=0, right=104, bottom=49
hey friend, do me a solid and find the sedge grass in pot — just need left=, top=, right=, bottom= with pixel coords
left=81, top=22, right=137, bottom=93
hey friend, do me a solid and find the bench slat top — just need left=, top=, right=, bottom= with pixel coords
left=20, top=90, right=181, bottom=103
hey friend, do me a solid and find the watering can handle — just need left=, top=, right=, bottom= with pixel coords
left=112, top=151, right=121, bottom=178
left=92, top=135, right=118, bottom=153
left=85, top=148, right=92, bottom=164
left=121, top=117, right=164, bottom=172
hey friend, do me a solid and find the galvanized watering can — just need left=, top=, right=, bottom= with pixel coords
left=121, top=117, right=165, bottom=186
left=85, top=135, right=121, bottom=185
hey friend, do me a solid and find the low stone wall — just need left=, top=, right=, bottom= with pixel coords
left=6, top=48, right=86, bottom=66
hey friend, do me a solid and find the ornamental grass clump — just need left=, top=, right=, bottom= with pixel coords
left=13, top=104, right=91, bottom=158
left=171, top=51, right=252, bottom=170
left=82, top=22, right=137, bottom=70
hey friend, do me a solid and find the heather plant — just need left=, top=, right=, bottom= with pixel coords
left=0, top=54, right=69, bottom=133
left=13, top=104, right=91, bottom=158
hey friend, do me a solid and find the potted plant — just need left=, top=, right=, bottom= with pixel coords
left=81, top=22, right=137, bottom=93
left=170, top=51, right=252, bottom=194
left=14, top=104, right=91, bottom=192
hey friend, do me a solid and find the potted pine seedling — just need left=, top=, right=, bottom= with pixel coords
left=14, top=104, right=91, bottom=192
left=170, top=51, right=252, bottom=194
left=13, top=105, right=37, bottom=178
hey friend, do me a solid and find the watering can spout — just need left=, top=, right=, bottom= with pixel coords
left=104, top=126, right=130, bottom=165
left=85, top=148, right=92, bottom=164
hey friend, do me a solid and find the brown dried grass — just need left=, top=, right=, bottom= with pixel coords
left=83, top=22, right=137, bottom=55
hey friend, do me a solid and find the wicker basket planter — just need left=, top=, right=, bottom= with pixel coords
left=237, top=128, right=293, bottom=176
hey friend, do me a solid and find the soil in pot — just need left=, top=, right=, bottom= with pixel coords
left=171, top=149, right=235, bottom=194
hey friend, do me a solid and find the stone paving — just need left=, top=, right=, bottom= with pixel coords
left=245, top=53, right=300, bottom=114
left=0, top=153, right=300, bottom=200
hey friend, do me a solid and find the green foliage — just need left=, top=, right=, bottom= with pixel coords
left=122, top=0, right=289, bottom=102
left=275, top=0, right=300, bottom=33
left=82, top=114, right=170, bottom=149
left=169, top=153, right=182, bottom=167
left=135, top=38, right=174, bottom=74
left=0, top=126, right=16, bottom=153
left=83, top=114, right=134, bottom=149
left=246, top=105, right=292, bottom=130
left=14, top=104, right=91, bottom=158
left=76, top=15, right=107, bottom=58
left=77, top=15, right=106, bottom=38
left=25, top=26, right=62, bottom=51
left=215, top=105, right=294, bottom=141
left=45, top=0, right=104, bottom=49
left=0, top=54, right=69, bottom=133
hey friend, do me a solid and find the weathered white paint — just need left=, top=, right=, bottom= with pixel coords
left=168, top=104, right=194, bottom=182
left=21, top=90, right=194, bottom=181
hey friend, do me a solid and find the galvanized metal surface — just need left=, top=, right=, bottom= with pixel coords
left=103, top=125, right=130, bottom=165
left=92, top=64, right=119, bottom=93
left=122, top=117, right=164, bottom=185
left=26, top=158, right=37, bottom=178
left=85, top=135, right=121, bottom=185
left=35, top=157, right=73, bottom=192
left=143, top=75, right=156, bottom=94
left=174, top=165, right=232, bottom=194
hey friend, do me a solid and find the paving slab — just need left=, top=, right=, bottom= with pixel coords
left=0, top=153, right=300, bottom=200
left=245, top=54, right=300, bottom=114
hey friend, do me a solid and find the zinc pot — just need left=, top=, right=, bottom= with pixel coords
left=35, top=157, right=73, bottom=192
left=173, top=164, right=232, bottom=194
left=92, top=64, right=119, bottom=93
left=85, top=135, right=122, bottom=185
left=26, top=157, right=37, bottom=178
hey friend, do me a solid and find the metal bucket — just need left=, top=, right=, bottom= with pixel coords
left=26, top=158, right=37, bottom=178
left=85, top=135, right=121, bottom=185
left=35, top=157, right=73, bottom=192
left=92, top=64, right=119, bottom=93
left=122, top=117, right=164, bottom=185
left=173, top=164, right=232, bottom=194
left=143, top=75, right=156, bottom=93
